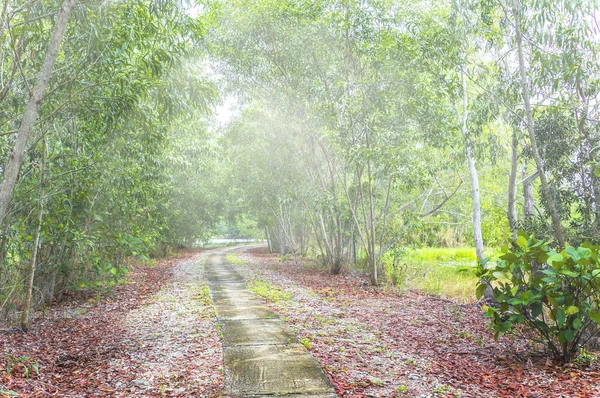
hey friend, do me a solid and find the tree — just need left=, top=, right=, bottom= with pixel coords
left=512, top=0, right=565, bottom=246
left=0, top=0, right=76, bottom=226
left=0, top=0, right=217, bottom=323
left=20, top=138, right=45, bottom=331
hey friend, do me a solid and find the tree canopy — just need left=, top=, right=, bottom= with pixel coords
left=2, top=0, right=600, bottom=332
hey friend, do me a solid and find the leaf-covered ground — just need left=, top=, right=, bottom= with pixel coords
left=3, top=246, right=600, bottom=397
left=234, top=247, right=600, bottom=398
left=0, top=249, right=223, bottom=397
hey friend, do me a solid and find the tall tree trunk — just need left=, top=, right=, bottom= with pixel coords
left=459, top=71, right=485, bottom=262
left=513, top=0, right=564, bottom=246
left=318, top=213, right=332, bottom=264
left=330, top=213, right=343, bottom=275
left=318, top=137, right=343, bottom=274
left=0, top=0, right=8, bottom=50
left=0, top=0, right=76, bottom=226
left=521, top=140, right=535, bottom=222
left=575, top=76, right=600, bottom=235
left=21, top=139, right=46, bottom=332
left=459, top=70, right=494, bottom=302
left=309, top=217, right=326, bottom=265
left=592, top=173, right=600, bottom=234
left=508, top=130, right=519, bottom=241
left=265, top=226, right=272, bottom=252
left=466, top=144, right=484, bottom=261
left=367, top=160, right=378, bottom=285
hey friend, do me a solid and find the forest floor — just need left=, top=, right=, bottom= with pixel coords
left=0, top=248, right=223, bottom=397
left=232, top=246, right=600, bottom=398
left=1, top=245, right=600, bottom=398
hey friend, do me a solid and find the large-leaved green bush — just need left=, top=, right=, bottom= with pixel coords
left=476, top=232, right=600, bottom=363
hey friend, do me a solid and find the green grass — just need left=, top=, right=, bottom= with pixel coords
left=385, top=247, right=483, bottom=303
left=248, top=279, right=291, bottom=303
left=196, top=285, right=212, bottom=306
left=300, top=337, right=312, bottom=349
left=410, top=260, right=478, bottom=302
left=225, top=253, right=248, bottom=266
left=404, top=246, right=477, bottom=263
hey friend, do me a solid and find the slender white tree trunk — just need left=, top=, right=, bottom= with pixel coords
left=459, top=70, right=495, bottom=302
left=466, top=146, right=484, bottom=261
left=508, top=130, right=519, bottom=241
left=513, top=0, right=564, bottom=246
left=459, top=71, right=485, bottom=262
left=21, top=139, right=46, bottom=332
left=0, top=0, right=9, bottom=48
left=0, top=0, right=76, bottom=225
left=521, top=138, right=535, bottom=222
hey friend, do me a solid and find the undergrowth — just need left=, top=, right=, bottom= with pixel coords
left=384, top=247, right=480, bottom=303
left=248, top=279, right=291, bottom=303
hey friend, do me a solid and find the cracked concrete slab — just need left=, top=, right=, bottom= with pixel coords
left=219, top=319, right=298, bottom=347
left=210, top=289, right=259, bottom=302
left=207, top=282, right=248, bottom=292
left=215, top=305, right=277, bottom=320
left=206, top=273, right=246, bottom=284
left=213, top=302, right=277, bottom=320
left=224, top=344, right=333, bottom=396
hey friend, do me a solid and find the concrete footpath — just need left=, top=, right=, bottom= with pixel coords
left=206, top=249, right=336, bottom=397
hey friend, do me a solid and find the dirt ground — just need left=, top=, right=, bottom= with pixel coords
left=2, top=246, right=600, bottom=397
left=1, top=249, right=223, bottom=397
left=234, top=246, right=600, bottom=398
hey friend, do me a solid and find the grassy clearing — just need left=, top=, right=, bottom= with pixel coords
left=386, top=247, right=481, bottom=303
left=405, top=247, right=477, bottom=263
left=408, top=262, right=478, bottom=303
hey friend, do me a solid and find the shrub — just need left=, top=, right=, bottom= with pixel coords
left=476, top=232, right=600, bottom=363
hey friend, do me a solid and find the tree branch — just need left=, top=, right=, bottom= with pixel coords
left=421, top=177, right=464, bottom=217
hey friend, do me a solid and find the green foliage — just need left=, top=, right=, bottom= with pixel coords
left=404, top=247, right=476, bottom=263
left=197, top=285, right=213, bottom=307
left=3, top=354, right=39, bottom=380
left=300, top=337, right=312, bottom=350
left=382, top=246, right=409, bottom=287
left=573, top=347, right=597, bottom=367
left=381, top=246, right=479, bottom=302
left=213, top=216, right=262, bottom=240
left=0, top=0, right=219, bottom=320
left=4, top=0, right=600, bottom=332
left=410, top=263, right=478, bottom=303
left=477, top=232, right=600, bottom=363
